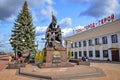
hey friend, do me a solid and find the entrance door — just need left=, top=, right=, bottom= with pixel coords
left=112, top=50, right=119, bottom=61
left=75, top=52, right=78, bottom=59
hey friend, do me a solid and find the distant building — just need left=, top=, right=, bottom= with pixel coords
left=64, top=19, right=120, bottom=61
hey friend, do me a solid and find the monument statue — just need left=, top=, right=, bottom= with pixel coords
left=39, top=13, right=74, bottom=68
left=55, top=25, right=62, bottom=44
left=45, top=13, right=62, bottom=48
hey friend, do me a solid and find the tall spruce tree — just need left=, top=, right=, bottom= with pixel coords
left=10, top=1, right=36, bottom=56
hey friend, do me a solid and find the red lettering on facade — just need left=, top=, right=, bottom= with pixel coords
left=111, top=14, right=114, bottom=21
left=75, top=14, right=115, bottom=33
left=107, top=16, right=111, bottom=21
left=104, top=18, right=107, bottom=23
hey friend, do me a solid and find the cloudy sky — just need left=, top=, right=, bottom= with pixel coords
left=0, top=0, right=120, bottom=52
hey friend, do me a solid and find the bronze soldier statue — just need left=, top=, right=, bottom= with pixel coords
left=44, top=13, right=62, bottom=48
left=55, top=25, right=62, bottom=44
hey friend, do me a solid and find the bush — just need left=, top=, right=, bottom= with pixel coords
left=34, top=49, right=45, bottom=62
left=68, top=50, right=72, bottom=60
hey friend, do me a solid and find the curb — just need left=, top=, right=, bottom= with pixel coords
left=19, top=67, right=105, bottom=80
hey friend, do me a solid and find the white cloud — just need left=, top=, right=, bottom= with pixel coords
left=5, top=15, right=16, bottom=22
left=0, top=43, right=12, bottom=52
left=80, top=0, right=119, bottom=18
left=62, top=0, right=89, bottom=3
left=35, top=26, right=47, bottom=36
left=62, top=27, right=73, bottom=37
left=28, top=0, right=54, bottom=7
left=115, top=5, right=120, bottom=19
left=40, top=6, right=57, bottom=20
left=59, top=17, right=72, bottom=27
left=74, top=25, right=84, bottom=30
left=0, top=0, right=23, bottom=21
left=62, top=25, right=84, bottom=38
left=0, top=34, right=13, bottom=52
left=0, top=0, right=55, bottom=21
left=45, top=0, right=53, bottom=5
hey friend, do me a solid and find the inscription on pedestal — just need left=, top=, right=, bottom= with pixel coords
left=52, top=51, right=61, bottom=63
left=45, top=48, right=67, bottom=63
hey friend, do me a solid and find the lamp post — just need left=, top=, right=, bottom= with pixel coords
left=35, top=41, right=38, bottom=53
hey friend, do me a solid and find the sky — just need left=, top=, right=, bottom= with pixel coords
left=0, top=0, right=120, bottom=52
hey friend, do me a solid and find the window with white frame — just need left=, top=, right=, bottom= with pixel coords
left=111, top=34, right=118, bottom=43
left=102, top=36, right=107, bottom=44
left=84, top=51, right=87, bottom=57
left=79, top=42, right=81, bottom=47
left=103, top=50, right=108, bottom=58
left=88, top=39, right=92, bottom=46
left=71, top=43, right=73, bottom=48
left=79, top=51, right=82, bottom=57
left=95, top=38, right=99, bottom=45
left=89, top=51, right=93, bottom=57
left=71, top=51, right=73, bottom=57
left=83, top=41, right=86, bottom=47
left=75, top=42, right=77, bottom=47
left=95, top=50, right=100, bottom=57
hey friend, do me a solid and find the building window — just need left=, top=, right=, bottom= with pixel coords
left=89, top=51, right=93, bottom=57
left=103, top=50, right=108, bottom=58
left=79, top=42, right=81, bottom=47
left=84, top=51, right=87, bottom=57
left=71, top=52, right=73, bottom=57
left=71, top=43, right=73, bottom=48
left=83, top=41, right=86, bottom=47
left=95, top=38, right=99, bottom=45
left=102, top=36, right=107, bottom=44
left=88, top=39, right=92, bottom=46
left=79, top=51, right=81, bottom=57
left=95, top=50, right=100, bottom=57
left=111, top=34, right=118, bottom=43
left=75, top=42, right=77, bottom=47
left=75, top=52, right=78, bottom=59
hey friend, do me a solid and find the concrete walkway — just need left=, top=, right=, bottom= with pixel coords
left=19, top=64, right=104, bottom=80
left=74, top=62, right=120, bottom=80
left=0, top=59, right=120, bottom=80
left=0, top=55, right=9, bottom=71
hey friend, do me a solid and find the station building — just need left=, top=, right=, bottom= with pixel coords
left=64, top=19, right=120, bottom=61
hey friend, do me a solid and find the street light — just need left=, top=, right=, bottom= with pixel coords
left=35, top=41, right=38, bottom=53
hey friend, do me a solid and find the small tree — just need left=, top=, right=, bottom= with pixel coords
left=34, top=49, right=45, bottom=62
left=10, top=1, right=36, bottom=57
left=40, top=49, right=45, bottom=61
left=68, top=50, right=72, bottom=60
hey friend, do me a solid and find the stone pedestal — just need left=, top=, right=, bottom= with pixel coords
left=39, top=47, right=74, bottom=68
left=46, top=47, right=67, bottom=63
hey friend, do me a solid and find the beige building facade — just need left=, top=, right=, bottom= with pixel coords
left=64, top=19, right=120, bottom=61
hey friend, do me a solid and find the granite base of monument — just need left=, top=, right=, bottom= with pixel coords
left=38, top=47, right=74, bottom=68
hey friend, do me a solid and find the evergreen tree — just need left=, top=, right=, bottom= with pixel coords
left=10, top=1, right=36, bottom=57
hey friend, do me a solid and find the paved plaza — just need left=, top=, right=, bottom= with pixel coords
left=0, top=56, right=120, bottom=80
left=19, top=63, right=104, bottom=80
